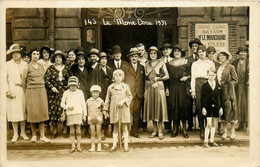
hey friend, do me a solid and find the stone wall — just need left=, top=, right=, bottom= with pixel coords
left=10, top=8, right=82, bottom=52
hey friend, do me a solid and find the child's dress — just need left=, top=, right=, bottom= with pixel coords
left=104, top=83, right=132, bottom=124
left=86, top=97, right=104, bottom=125
left=61, top=89, right=87, bottom=126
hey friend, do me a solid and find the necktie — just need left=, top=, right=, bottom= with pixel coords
left=117, top=62, right=120, bottom=69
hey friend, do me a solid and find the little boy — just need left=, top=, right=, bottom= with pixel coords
left=86, top=85, right=108, bottom=152
left=201, top=67, right=223, bottom=148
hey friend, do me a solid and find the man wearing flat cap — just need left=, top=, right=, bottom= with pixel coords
left=125, top=48, right=145, bottom=138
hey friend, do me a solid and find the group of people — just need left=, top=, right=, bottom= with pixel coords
left=5, top=38, right=249, bottom=152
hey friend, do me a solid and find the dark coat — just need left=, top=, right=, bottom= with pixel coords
left=201, top=81, right=222, bottom=110
left=68, top=63, right=94, bottom=100
left=232, top=59, right=249, bottom=91
left=92, top=64, right=113, bottom=100
left=107, top=59, right=128, bottom=74
left=124, top=62, right=145, bottom=99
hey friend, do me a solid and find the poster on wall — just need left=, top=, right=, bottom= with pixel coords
left=195, top=23, right=229, bottom=51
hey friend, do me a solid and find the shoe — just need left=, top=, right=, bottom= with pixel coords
left=97, top=145, right=102, bottom=152
left=187, top=126, right=193, bottom=131
left=230, top=133, right=236, bottom=140
left=52, top=133, right=58, bottom=139
left=85, top=131, right=91, bottom=138
left=88, top=146, right=95, bottom=152
left=124, top=147, right=129, bottom=152
left=77, top=147, right=83, bottom=153
left=31, top=136, right=37, bottom=142
left=40, top=136, right=50, bottom=143
left=131, top=132, right=140, bottom=138
left=11, top=135, right=19, bottom=143
left=20, top=133, right=29, bottom=140
left=69, top=147, right=76, bottom=153
left=209, top=142, right=219, bottom=147
left=63, top=133, right=68, bottom=138
left=109, top=146, right=116, bottom=152
left=143, top=127, right=148, bottom=132
left=203, top=142, right=209, bottom=148
left=102, top=136, right=106, bottom=141
left=149, top=132, right=158, bottom=138
left=221, top=132, right=227, bottom=140
left=170, top=132, right=177, bottom=138
left=158, top=133, right=164, bottom=140
left=183, top=132, right=189, bottom=138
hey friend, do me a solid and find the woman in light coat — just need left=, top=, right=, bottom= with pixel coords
left=6, top=44, right=29, bottom=142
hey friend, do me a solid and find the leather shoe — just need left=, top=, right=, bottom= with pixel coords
left=149, top=132, right=158, bottom=138
left=131, top=132, right=140, bottom=138
left=109, top=146, right=116, bottom=152
left=170, top=132, right=178, bottom=138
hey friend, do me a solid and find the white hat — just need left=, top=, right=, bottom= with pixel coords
left=90, top=85, right=101, bottom=92
left=113, top=69, right=125, bottom=79
left=68, top=76, right=79, bottom=86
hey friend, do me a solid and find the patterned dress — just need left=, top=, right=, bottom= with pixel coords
left=45, top=64, right=69, bottom=125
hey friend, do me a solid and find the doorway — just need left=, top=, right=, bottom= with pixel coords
left=102, top=25, right=157, bottom=61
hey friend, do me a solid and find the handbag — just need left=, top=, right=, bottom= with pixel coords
left=60, top=110, right=66, bottom=122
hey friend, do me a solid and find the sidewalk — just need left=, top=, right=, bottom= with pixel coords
left=7, top=128, right=249, bottom=149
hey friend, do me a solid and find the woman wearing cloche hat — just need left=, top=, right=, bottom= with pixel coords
left=45, top=50, right=69, bottom=139
left=6, top=44, right=29, bottom=142
left=215, top=49, right=238, bottom=140
left=232, top=46, right=249, bottom=131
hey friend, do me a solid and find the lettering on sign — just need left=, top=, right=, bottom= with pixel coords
left=195, top=23, right=229, bottom=51
left=84, top=18, right=167, bottom=26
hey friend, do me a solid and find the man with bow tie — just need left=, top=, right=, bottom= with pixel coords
left=125, top=47, right=145, bottom=138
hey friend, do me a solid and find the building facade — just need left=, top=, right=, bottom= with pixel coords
left=6, top=7, right=249, bottom=59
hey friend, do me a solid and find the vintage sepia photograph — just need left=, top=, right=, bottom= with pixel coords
left=1, top=1, right=260, bottom=167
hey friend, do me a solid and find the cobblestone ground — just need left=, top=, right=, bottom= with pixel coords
left=5, top=143, right=254, bottom=167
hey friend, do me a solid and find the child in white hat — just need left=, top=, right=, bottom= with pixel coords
left=86, top=85, right=107, bottom=152
left=60, top=76, right=87, bottom=153
left=104, top=69, right=133, bottom=152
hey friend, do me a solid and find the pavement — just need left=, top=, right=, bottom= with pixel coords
left=7, top=125, right=249, bottom=149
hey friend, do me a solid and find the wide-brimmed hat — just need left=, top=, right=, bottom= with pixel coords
left=160, top=43, right=173, bottom=50
left=68, top=76, right=79, bottom=87
left=87, top=48, right=100, bottom=57
left=110, top=45, right=123, bottom=54
left=215, top=49, right=233, bottom=62
left=90, top=85, right=101, bottom=93
left=172, top=44, right=186, bottom=57
left=189, top=38, right=203, bottom=48
left=206, top=46, right=216, bottom=54
left=127, top=47, right=140, bottom=57
left=6, top=44, right=21, bottom=61
left=51, top=50, right=66, bottom=64
left=236, top=46, right=248, bottom=54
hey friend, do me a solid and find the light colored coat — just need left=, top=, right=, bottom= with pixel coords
left=6, top=59, right=27, bottom=122
left=104, top=83, right=132, bottom=124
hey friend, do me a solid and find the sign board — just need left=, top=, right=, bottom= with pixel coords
left=195, top=23, right=229, bottom=51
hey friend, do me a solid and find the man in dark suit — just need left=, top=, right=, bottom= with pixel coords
left=107, top=45, right=128, bottom=74
left=125, top=47, right=145, bottom=138
left=187, top=38, right=203, bottom=131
